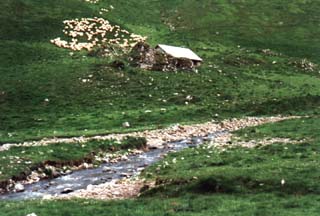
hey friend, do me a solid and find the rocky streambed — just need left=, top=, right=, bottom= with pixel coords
left=0, top=131, right=228, bottom=201
left=0, top=115, right=300, bottom=200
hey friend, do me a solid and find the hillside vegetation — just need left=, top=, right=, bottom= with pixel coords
left=0, top=0, right=320, bottom=215
left=0, top=0, right=319, bottom=143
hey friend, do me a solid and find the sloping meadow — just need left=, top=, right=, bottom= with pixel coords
left=0, top=0, right=320, bottom=143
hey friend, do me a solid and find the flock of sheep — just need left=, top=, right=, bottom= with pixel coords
left=50, top=1, right=147, bottom=53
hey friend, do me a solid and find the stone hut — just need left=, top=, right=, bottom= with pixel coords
left=129, top=42, right=202, bottom=71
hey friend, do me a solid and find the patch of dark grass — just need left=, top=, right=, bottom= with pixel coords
left=1, top=193, right=319, bottom=216
left=240, top=95, right=320, bottom=116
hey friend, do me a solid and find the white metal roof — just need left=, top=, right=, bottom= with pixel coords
left=156, top=44, right=203, bottom=62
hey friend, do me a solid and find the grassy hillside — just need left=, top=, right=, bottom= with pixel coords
left=0, top=1, right=319, bottom=214
left=0, top=0, right=319, bottom=143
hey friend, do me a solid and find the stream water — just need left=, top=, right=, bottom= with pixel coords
left=0, top=131, right=228, bottom=200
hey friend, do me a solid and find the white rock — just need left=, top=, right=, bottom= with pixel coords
left=26, top=213, right=37, bottom=216
left=112, top=191, right=120, bottom=195
left=14, top=183, right=25, bottom=192
left=86, top=184, right=94, bottom=190
left=121, top=155, right=128, bottom=160
left=61, top=188, right=74, bottom=194
left=83, top=163, right=90, bottom=169
left=122, top=122, right=130, bottom=128
left=186, top=95, right=193, bottom=101
left=102, top=167, right=112, bottom=172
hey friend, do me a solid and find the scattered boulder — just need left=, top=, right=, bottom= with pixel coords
left=82, top=163, right=90, bottom=169
left=102, top=167, right=113, bottom=173
left=120, top=172, right=132, bottom=178
left=14, top=183, right=25, bottom=192
left=120, top=155, right=129, bottom=161
left=44, top=165, right=60, bottom=178
left=191, top=136, right=204, bottom=145
left=86, top=184, right=94, bottom=190
left=259, top=49, right=281, bottom=56
left=122, top=122, right=130, bottom=128
left=64, top=170, right=73, bottom=175
left=61, top=188, right=74, bottom=194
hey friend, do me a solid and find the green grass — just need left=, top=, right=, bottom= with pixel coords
left=235, top=116, right=320, bottom=141
left=0, top=117, right=319, bottom=215
left=0, top=0, right=320, bottom=214
left=142, top=117, right=320, bottom=195
left=0, top=0, right=320, bottom=143
left=0, top=194, right=319, bottom=216
left=0, top=136, right=146, bottom=183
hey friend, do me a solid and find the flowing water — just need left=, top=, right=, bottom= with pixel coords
left=0, top=131, right=228, bottom=200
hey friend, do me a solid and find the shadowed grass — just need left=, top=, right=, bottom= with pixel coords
left=0, top=194, right=320, bottom=216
